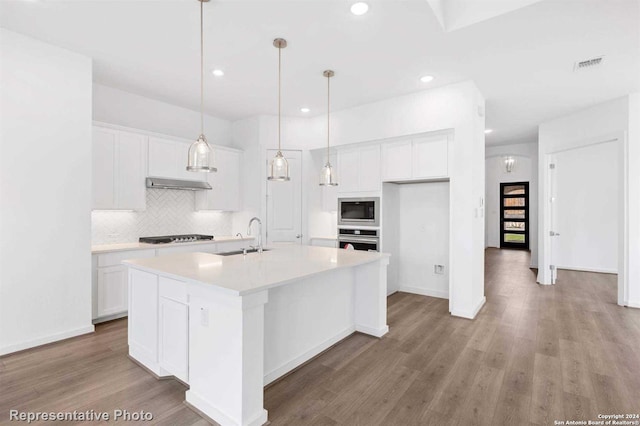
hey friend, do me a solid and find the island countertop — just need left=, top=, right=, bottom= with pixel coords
left=122, top=245, right=389, bottom=296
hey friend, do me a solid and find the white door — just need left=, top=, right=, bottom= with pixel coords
left=267, top=150, right=302, bottom=246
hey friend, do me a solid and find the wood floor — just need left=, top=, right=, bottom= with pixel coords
left=2, top=248, right=640, bottom=425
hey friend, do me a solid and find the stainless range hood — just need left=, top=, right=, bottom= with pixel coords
left=146, top=177, right=212, bottom=191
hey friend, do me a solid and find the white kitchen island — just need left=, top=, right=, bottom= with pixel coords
left=123, top=245, right=390, bottom=426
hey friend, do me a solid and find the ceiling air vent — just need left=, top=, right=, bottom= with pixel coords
left=574, top=56, right=605, bottom=71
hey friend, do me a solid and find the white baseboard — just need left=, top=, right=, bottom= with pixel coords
left=557, top=265, right=617, bottom=274
left=356, top=324, right=389, bottom=338
left=263, top=325, right=355, bottom=385
left=186, top=390, right=268, bottom=426
left=0, top=325, right=95, bottom=356
left=399, top=285, right=449, bottom=299
left=626, top=300, right=640, bottom=309
left=451, top=296, right=486, bottom=320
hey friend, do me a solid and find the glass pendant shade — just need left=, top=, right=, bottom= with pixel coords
left=319, top=161, right=338, bottom=186
left=187, top=134, right=217, bottom=172
left=268, top=151, right=290, bottom=181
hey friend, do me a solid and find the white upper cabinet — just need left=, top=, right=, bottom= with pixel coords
left=412, top=136, right=448, bottom=179
left=381, top=140, right=412, bottom=181
left=337, top=145, right=381, bottom=194
left=381, top=135, right=449, bottom=182
left=195, top=148, right=242, bottom=211
left=148, top=136, right=205, bottom=181
left=359, top=145, right=381, bottom=192
left=92, top=127, right=147, bottom=211
left=92, top=129, right=116, bottom=209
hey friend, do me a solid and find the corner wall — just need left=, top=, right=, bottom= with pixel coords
left=0, top=29, right=94, bottom=355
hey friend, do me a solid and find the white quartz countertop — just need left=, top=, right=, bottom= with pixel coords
left=91, top=236, right=255, bottom=254
left=122, top=245, right=389, bottom=296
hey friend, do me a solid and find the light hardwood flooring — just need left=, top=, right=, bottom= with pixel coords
left=2, top=248, right=640, bottom=425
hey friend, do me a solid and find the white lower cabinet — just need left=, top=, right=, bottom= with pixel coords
left=159, top=277, right=189, bottom=383
left=93, top=249, right=156, bottom=323
left=97, top=265, right=128, bottom=318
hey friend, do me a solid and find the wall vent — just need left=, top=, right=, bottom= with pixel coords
left=574, top=56, right=605, bottom=71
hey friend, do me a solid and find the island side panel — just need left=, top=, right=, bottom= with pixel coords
left=354, top=258, right=390, bottom=337
left=186, top=285, right=269, bottom=426
left=263, top=267, right=356, bottom=385
left=128, top=268, right=163, bottom=375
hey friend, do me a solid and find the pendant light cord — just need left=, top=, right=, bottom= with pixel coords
left=278, top=44, right=282, bottom=152
left=200, top=0, right=204, bottom=136
left=327, top=73, right=331, bottom=161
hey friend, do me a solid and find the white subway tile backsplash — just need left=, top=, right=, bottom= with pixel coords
left=92, top=189, right=232, bottom=244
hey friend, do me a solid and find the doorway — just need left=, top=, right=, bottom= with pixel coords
left=266, top=150, right=303, bottom=246
left=500, top=182, right=529, bottom=250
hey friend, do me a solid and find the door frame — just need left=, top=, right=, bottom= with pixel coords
left=499, top=181, right=530, bottom=250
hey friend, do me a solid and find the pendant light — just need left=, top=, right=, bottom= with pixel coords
left=187, top=0, right=216, bottom=173
left=319, top=70, right=338, bottom=186
left=268, top=38, right=290, bottom=182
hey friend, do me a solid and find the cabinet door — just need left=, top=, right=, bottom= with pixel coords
left=117, top=132, right=147, bottom=210
left=412, top=136, right=448, bottom=179
left=381, top=140, right=412, bottom=181
left=97, top=265, right=128, bottom=317
left=159, top=297, right=189, bottom=383
left=358, top=145, right=381, bottom=191
left=92, top=128, right=116, bottom=210
left=337, top=150, right=360, bottom=193
left=148, top=137, right=178, bottom=179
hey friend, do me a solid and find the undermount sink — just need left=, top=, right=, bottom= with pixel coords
left=217, top=248, right=270, bottom=256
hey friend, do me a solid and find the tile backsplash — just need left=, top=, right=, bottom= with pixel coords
left=92, top=189, right=233, bottom=244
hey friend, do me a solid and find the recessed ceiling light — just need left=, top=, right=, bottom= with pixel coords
left=211, top=69, right=224, bottom=77
left=350, top=2, right=369, bottom=16
left=484, top=129, right=493, bottom=134
left=420, top=75, right=434, bottom=83
left=300, top=107, right=310, bottom=113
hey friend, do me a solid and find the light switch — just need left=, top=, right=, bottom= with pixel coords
left=200, top=307, right=209, bottom=327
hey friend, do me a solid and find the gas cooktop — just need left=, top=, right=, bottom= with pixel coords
left=139, top=234, right=214, bottom=244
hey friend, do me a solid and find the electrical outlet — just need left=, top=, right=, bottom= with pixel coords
left=434, top=265, right=445, bottom=275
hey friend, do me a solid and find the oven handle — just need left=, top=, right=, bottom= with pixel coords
left=338, top=237, right=380, bottom=244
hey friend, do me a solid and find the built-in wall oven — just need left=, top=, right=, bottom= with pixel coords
left=338, top=228, right=379, bottom=252
left=338, top=197, right=380, bottom=227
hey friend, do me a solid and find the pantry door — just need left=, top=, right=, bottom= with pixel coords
left=266, top=150, right=303, bottom=246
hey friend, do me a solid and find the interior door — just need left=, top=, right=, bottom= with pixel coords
left=267, top=150, right=302, bottom=246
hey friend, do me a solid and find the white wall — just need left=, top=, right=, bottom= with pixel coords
left=392, top=182, right=450, bottom=299
left=0, top=29, right=93, bottom=355
left=554, top=141, right=618, bottom=273
left=93, top=84, right=232, bottom=146
left=485, top=141, right=538, bottom=267
left=538, top=95, right=639, bottom=309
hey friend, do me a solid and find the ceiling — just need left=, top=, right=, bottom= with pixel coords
left=1, top=0, right=638, bottom=145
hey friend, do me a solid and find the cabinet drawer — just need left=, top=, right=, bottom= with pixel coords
left=159, top=276, right=187, bottom=304
left=98, top=249, right=156, bottom=268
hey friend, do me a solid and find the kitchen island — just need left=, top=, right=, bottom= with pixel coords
left=123, top=245, right=390, bottom=426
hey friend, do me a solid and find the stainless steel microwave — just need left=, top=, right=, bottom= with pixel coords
left=338, top=197, right=380, bottom=227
